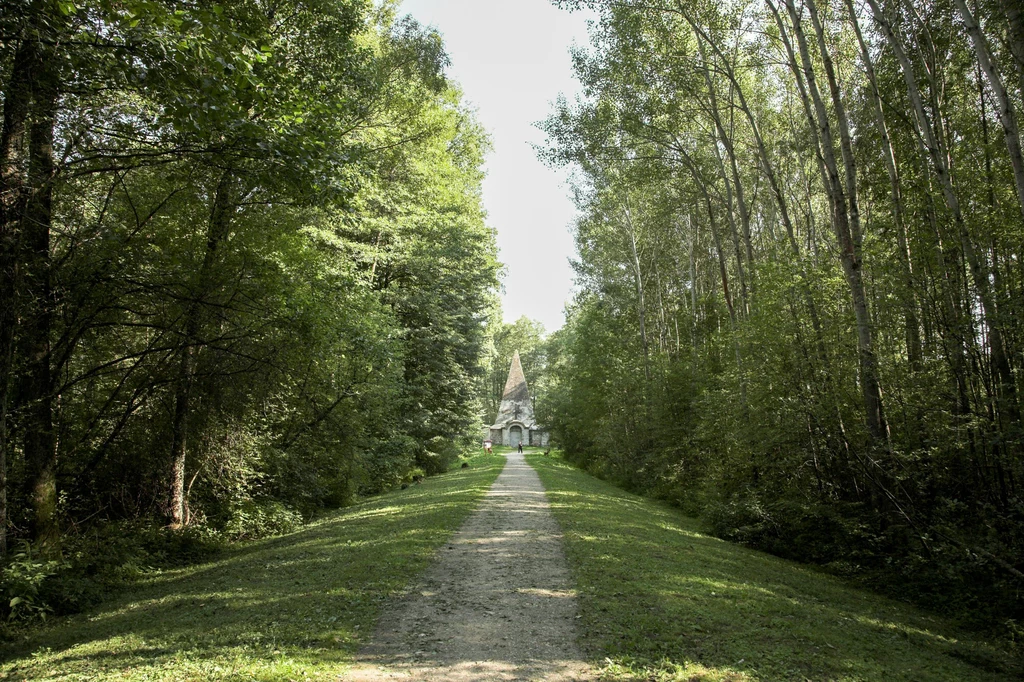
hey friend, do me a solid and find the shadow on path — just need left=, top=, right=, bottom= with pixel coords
left=348, top=451, right=592, bottom=682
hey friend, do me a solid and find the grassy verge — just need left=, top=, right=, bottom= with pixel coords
left=527, top=452, right=1017, bottom=682
left=0, top=451, right=505, bottom=681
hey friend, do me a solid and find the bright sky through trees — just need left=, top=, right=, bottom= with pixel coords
left=399, top=0, right=594, bottom=332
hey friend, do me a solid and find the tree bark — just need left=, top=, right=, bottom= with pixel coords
left=621, top=197, right=651, bottom=382
left=19, top=16, right=62, bottom=555
left=691, top=170, right=747, bottom=411
left=805, top=0, right=865, bottom=247
left=0, top=32, right=35, bottom=558
left=1002, top=0, right=1024, bottom=100
left=952, top=0, right=1024, bottom=224
left=710, top=141, right=749, bottom=317
left=699, top=181, right=734, bottom=325
left=696, top=35, right=753, bottom=303
left=784, top=0, right=889, bottom=444
left=168, top=171, right=234, bottom=528
left=844, top=0, right=921, bottom=369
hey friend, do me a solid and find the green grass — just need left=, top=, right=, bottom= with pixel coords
left=0, top=451, right=505, bottom=681
left=527, top=452, right=1018, bottom=682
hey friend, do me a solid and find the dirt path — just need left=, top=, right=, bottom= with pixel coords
left=346, top=451, right=593, bottom=682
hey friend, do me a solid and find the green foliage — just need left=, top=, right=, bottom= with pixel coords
left=0, top=521, right=223, bottom=627
left=539, top=0, right=1024, bottom=632
left=418, top=436, right=460, bottom=476
left=0, top=0, right=500, bottom=632
left=357, top=436, right=419, bottom=495
left=529, top=452, right=1019, bottom=681
left=0, top=452, right=504, bottom=678
left=0, top=545, right=64, bottom=622
left=222, top=501, right=303, bottom=542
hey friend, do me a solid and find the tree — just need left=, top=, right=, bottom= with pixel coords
left=0, top=1, right=501, bottom=564
left=545, top=0, right=1024, bottom=624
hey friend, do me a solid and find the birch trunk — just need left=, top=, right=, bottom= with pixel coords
left=711, top=142, right=750, bottom=317
left=169, top=172, right=235, bottom=528
left=1003, top=0, right=1024, bottom=99
left=687, top=214, right=698, bottom=348
left=700, top=184, right=735, bottom=325
left=784, top=0, right=889, bottom=444
left=865, top=0, right=1019, bottom=423
left=696, top=36, right=754, bottom=290
left=693, top=173, right=747, bottom=410
left=805, top=0, right=865, bottom=246
left=952, top=0, right=1024, bottom=223
left=622, top=199, right=651, bottom=382
left=844, top=0, right=921, bottom=369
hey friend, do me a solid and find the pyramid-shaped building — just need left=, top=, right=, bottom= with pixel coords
left=485, top=351, right=549, bottom=448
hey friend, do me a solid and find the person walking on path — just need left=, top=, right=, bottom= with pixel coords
left=517, top=441, right=523, bottom=454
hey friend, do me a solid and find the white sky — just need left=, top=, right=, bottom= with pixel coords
left=398, top=0, right=594, bottom=333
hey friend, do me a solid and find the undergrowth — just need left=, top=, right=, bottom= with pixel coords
left=0, top=450, right=504, bottom=680
left=528, top=452, right=1019, bottom=682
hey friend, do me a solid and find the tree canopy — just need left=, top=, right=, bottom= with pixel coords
left=541, top=0, right=1024, bottom=629
left=0, top=0, right=500, bottom=574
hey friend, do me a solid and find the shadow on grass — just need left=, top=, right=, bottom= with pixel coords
left=0, top=453, right=506, bottom=681
left=528, top=453, right=1018, bottom=682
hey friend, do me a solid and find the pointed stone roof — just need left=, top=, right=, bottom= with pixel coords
left=489, top=350, right=537, bottom=429
left=501, top=351, right=530, bottom=403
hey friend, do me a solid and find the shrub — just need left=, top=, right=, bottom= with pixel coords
left=0, top=521, right=226, bottom=627
left=223, top=500, right=303, bottom=541
left=0, top=544, right=65, bottom=622
left=358, top=436, right=418, bottom=495
left=418, top=436, right=459, bottom=476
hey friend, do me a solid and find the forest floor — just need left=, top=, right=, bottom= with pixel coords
left=527, top=453, right=1019, bottom=682
left=0, top=451, right=507, bottom=681
left=346, top=449, right=592, bottom=681
left=0, top=448, right=1018, bottom=681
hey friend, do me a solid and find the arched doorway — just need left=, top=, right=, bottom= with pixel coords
left=509, top=425, right=523, bottom=448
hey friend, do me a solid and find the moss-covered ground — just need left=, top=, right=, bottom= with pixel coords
left=527, top=452, right=1018, bottom=682
left=0, top=451, right=505, bottom=681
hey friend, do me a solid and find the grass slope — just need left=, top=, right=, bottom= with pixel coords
left=0, top=451, right=505, bottom=681
left=527, top=453, right=1017, bottom=682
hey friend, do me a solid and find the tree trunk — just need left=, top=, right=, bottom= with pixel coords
left=749, top=0, right=830, bottom=364
left=1002, top=0, right=1024, bottom=100
left=805, top=0, right=865, bottom=246
left=711, top=142, right=749, bottom=317
left=952, top=0, right=1024, bottom=224
left=0, top=33, right=35, bottom=558
left=168, top=172, right=234, bottom=528
left=685, top=214, right=698, bottom=348
left=865, top=0, right=1019, bottom=424
left=700, top=185, right=734, bottom=325
left=696, top=36, right=753, bottom=302
left=766, top=0, right=835, bottom=220
left=19, top=20, right=61, bottom=554
left=785, top=0, right=889, bottom=444
left=844, top=0, right=921, bottom=370
left=622, top=198, right=651, bottom=382
left=694, top=173, right=747, bottom=411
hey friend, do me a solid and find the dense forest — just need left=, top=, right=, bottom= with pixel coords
left=4, top=0, right=1023, bottom=644
left=0, top=0, right=504, bottom=617
left=540, top=0, right=1024, bottom=630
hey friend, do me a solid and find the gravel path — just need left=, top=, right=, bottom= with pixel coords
left=346, top=451, right=593, bottom=681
